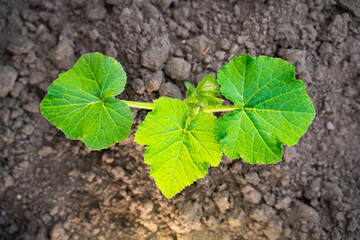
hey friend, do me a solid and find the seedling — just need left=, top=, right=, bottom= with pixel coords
left=40, top=53, right=315, bottom=198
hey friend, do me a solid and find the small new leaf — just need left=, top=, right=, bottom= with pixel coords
left=184, top=75, right=223, bottom=118
left=40, top=52, right=133, bottom=150
left=215, top=54, right=315, bottom=164
left=135, top=97, right=222, bottom=198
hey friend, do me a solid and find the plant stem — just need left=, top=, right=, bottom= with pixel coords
left=122, top=100, right=240, bottom=113
left=203, top=105, right=240, bottom=113
left=122, top=100, right=155, bottom=110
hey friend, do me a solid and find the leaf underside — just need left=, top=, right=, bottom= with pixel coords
left=40, top=52, right=133, bottom=150
left=215, top=54, right=316, bottom=164
left=135, top=97, right=222, bottom=198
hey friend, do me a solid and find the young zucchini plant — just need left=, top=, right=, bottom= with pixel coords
left=40, top=52, right=315, bottom=198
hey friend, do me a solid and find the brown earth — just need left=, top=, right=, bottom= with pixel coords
left=0, top=0, right=359, bottom=239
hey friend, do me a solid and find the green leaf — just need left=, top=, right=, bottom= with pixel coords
left=40, top=52, right=133, bottom=150
left=184, top=80, right=196, bottom=91
left=184, top=75, right=224, bottom=118
left=135, top=97, right=222, bottom=198
left=215, top=54, right=315, bottom=164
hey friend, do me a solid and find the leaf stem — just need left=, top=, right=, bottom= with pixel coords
left=121, top=100, right=155, bottom=110
left=122, top=100, right=240, bottom=113
left=203, top=105, right=240, bottom=113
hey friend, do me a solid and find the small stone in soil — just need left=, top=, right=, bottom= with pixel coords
left=283, top=146, right=298, bottom=163
left=70, top=0, right=86, bottom=9
left=187, top=35, right=209, bottom=56
left=102, top=153, right=114, bottom=164
left=230, top=44, right=240, bottom=54
left=215, top=50, right=226, bottom=60
left=156, top=0, right=174, bottom=11
left=51, top=223, right=69, bottom=240
left=39, top=147, right=55, bottom=158
left=86, top=3, right=107, bottom=21
left=343, top=86, right=358, bottom=97
left=49, top=40, right=75, bottom=69
left=181, top=201, right=203, bottom=224
left=245, top=172, right=261, bottom=185
left=89, top=29, right=100, bottom=41
left=142, top=2, right=160, bottom=20
left=250, top=206, right=268, bottom=222
left=213, top=191, right=231, bottom=213
left=105, top=42, right=118, bottom=58
left=39, top=32, right=57, bottom=48
left=278, top=48, right=306, bottom=67
left=106, top=0, right=123, bottom=5
left=325, top=14, right=349, bottom=44
left=3, top=174, right=15, bottom=188
left=347, top=217, right=358, bottom=232
left=237, top=35, right=248, bottom=44
left=242, top=186, right=262, bottom=204
left=164, top=58, right=191, bottom=81
left=141, top=35, right=170, bottom=71
left=218, top=39, right=231, bottom=51
left=111, top=166, right=125, bottom=180
left=275, top=196, right=291, bottom=210
left=24, top=99, right=40, bottom=113
left=263, top=220, right=283, bottom=240
left=7, top=37, right=34, bottom=55
left=304, top=177, right=321, bottom=200
left=11, top=108, right=24, bottom=119
left=42, top=213, right=52, bottom=224
left=29, top=71, right=46, bottom=84
left=86, top=171, right=96, bottom=183
left=228, top=209, right=244, bottom=227
left=326, top=121, right=335, bottom=130
left=338, top=0, right=360, bottom=17
left=6, top=223, right=19, bottom=234
left=0, top=65, right=18, bottom=98
left=294, top=201, right=320, bottom=223
left=132, top=79, right=146, bottom=95
left=22, top=124, right=35, bottom=136
left=141, top=199, right=154, bottom=215
left=145, top=70, right=164, bottom=93
left=10, top=82, right=24, bottom=98
left=206, top=215, right=220, bottom=229
left=159, top=82, right=183, bottom=99
left=331, top=229, right=341, bottom=240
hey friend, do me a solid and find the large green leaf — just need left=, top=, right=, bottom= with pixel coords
left=215, top=54, right=315, bottom=164
left=40, top=52, right=133, bottom=150
left=135, top=97, right=222, bottom=198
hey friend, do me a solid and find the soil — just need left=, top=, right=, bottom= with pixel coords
left=0, top=0, right=359, bottom=239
